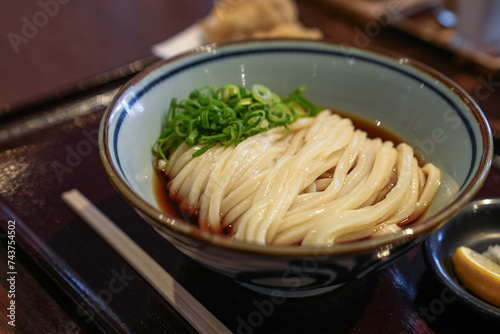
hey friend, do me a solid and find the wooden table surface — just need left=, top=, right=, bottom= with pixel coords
left=0, top=1, right=213, bottom=332
left=0, top=0, right=213, bottom=114
left=0, top=1, right=499, bottom=333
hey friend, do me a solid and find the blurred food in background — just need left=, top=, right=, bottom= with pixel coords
left=200, top=0, right=323, bottom=42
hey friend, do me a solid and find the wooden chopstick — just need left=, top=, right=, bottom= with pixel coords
left=62, top=189, right=231, bottom=334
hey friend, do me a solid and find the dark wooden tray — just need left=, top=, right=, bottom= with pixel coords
left=0, top=58, right=499, bottom=333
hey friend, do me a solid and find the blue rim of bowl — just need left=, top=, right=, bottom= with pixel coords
left=99, top=38, right=493, bottom=257
left=423, top=198, right=500, bottom=321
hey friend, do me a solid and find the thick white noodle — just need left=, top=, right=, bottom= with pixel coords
left=162, top=110, right=441, bottom=246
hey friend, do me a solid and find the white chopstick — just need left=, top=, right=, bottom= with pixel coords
left=62, top=189, right=231, bottom=334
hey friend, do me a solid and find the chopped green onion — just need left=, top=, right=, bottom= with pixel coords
left=237, top=97, right=252, bottom=106
left=268, top=102, right=292, bottom=125
left=219, top=84, right=241, bottom=106
left=251, top=84, right=273, bottom=104
left=152, top=84, right=321, bottom=163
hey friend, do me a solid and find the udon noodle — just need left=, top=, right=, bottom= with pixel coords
left=157, top=109, right=441, bottom=246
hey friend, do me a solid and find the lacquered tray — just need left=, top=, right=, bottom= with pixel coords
left=1, top=60, right=499, bottom=333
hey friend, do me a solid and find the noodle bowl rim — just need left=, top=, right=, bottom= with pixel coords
left=99, top=39, right=492, bottom=256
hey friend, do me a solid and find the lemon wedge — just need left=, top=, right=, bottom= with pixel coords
left=452, top=246, right=500, bottom=307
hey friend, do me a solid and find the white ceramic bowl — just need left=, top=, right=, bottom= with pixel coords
left=99, top=39, right=492, bottom=297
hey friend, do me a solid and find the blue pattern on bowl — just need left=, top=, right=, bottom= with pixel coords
left=100, top=40, right=492, bottom=296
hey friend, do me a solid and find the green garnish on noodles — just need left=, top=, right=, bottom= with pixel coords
left=152, top=84, right=321, bottom=162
